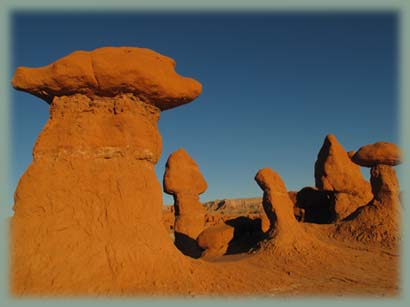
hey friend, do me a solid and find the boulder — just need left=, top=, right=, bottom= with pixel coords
left=197, top=224, right=234, bottom=257
left=12, top=47, right=202, bottom=110
left=11, top=47, right=202, bottom=295
left=352, top=142, right=401, bottom=167
left=314, top=134, right=373, bottom=220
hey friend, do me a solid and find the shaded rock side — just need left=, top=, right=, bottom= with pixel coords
left=295, top=187, right=336, bottom=224
left=314, top=134, right=373, bottom=220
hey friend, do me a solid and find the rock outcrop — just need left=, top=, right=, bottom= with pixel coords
left=336, top=142, right=402, bottom=248
left=314, top=134, right=373, bottom=220
left=11, top=47, right=202, bottom=295
left=163, top=148, right=207, bottom=258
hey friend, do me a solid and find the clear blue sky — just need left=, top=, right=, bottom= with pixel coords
left=10, top=12, right=398, bottom=208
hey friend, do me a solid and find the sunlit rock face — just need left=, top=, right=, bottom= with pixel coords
left=314, top=134, right=373, bottom=220
left=163, top=148, right=207, bottom=258
left=11, top=47, right=203, bottom=295
left=335, top=142, right=402, bottom=248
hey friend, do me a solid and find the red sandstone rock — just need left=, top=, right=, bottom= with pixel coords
left=12, top=47, right=202, bottom=110
left=163, top=148, right=207, bottom=196
left=352, top=142, right=401, bottom=167
left=334, top=141, right=402, bottom=248
left=11, top=47, right=202, bottom=295
left=163, top=148, right=207, bottom=258
left=254, top=168, right=300, bottom=235
left=314, top=134, right=373, bottom=220
left=335, top=164, right=401, bottom=248
left=197, top=224, right=235, bottom=257
left=254, top=168, right=325, bottom=259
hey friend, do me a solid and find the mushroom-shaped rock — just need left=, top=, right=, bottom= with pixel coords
left=335, top=142, right=402, bottom=249
left=197, top=224, right=235, bottom=258
left=314, top=134, right=373, bottom=220
left=164, top=148, right=207, bottom=258
left=11, top=47, right=203, bottom=295
left=12, top=47, right=202, bottom=110
left=352, top=142, right=401, bottom=167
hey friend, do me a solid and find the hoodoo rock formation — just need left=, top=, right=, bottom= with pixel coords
left=314, top=134, right=373, bottom=220
left=253, top=168, right=318, bottom=258
left=163, top=148, right=207, bottom=258
left=255, top=168, right=300, bottom=235
left=335, top=142, right=402, bottom=248
left=11, top=47, right=203, bottom=295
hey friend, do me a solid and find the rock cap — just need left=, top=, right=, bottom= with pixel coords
left=254, top=167, right=287, bottom=193
left=352, top=142, right=401, bottom=167
left=164, top=148, right=207, bottom=195
left=12, top=47, right=202, bottom=110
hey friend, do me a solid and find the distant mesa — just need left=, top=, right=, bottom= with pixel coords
left=12, top=47, right=202, bottom=110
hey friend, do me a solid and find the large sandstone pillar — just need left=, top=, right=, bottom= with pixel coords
left=11, top=47, right=202, bottom=295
